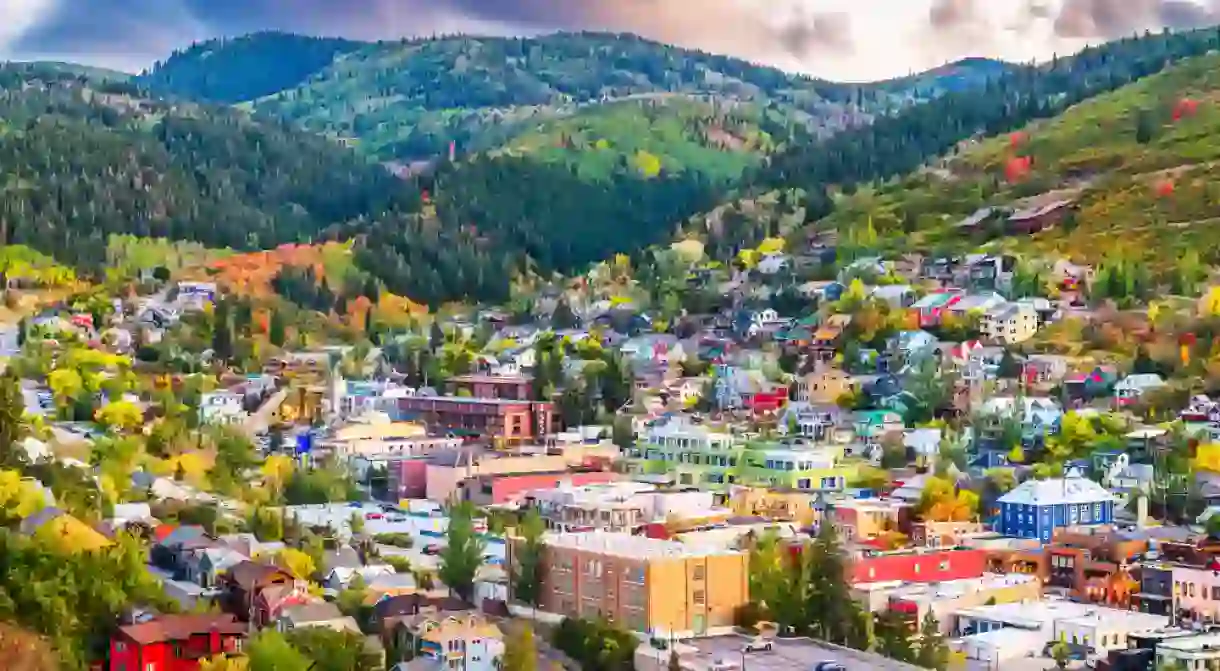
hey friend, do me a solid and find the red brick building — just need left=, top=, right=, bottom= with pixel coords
left=460, top=469, right=620, bottom=505
left=849, top=548, right=987, bottom=585
left=109, top=613, right=247, bottom=671
left=446, top=374, right=534, bottom=401
left=396, top=396, right=555, bottom=443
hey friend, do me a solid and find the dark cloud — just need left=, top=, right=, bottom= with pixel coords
left=1052, top=0, right=1220, bottom=39
left=779, top=12, right=855, bottom=56
left=929, top=0, right=979, bottom=30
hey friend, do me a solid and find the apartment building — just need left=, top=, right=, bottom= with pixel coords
left=832, top=499, right=914, bottom=543
left=527, top=532, right=748, bottom=636
left=445, top=374, right=533, bottom=401
left=523, top=482, right=720, bottom=533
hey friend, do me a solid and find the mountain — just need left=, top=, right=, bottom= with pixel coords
left=142, top=31, right=886, bottom=162
left=0, top=64, right=417, bottom=269
left=138, top=32, right=363, bottom=103
left=815, top=49, right=1220, bottom=271
left=879, top=58, right=1021, bottom=97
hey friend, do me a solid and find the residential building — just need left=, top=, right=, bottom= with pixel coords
left=831, top=499, right=914, bottom=543
left=737, top=443, right=853, bottom=491
left=996, top=470, right=1117, bottom=541
left=527, top=532, right=748, bottom=636
left=278, top=601, right=361, bottom=633
left=873, top=573, right=1041, bottom=633
left=423, top=448, right=602, bottom=502
left=415, top=613, right=505, bottom=671
left=1157, top=631, right=1220, bottom=669
left=1170, top=559, right=1220, bottom=626
left=1114, top=374, right=1167, bottom=406
left=395, top=396, right=555, bottom=443
left=795, top=365, right=857, bottom=405
left=325, top=419, right=431, bottom=458
left=109, top=613, right=247, bottom=671
left=625, top=416, right=742, bottom=490
left=777, top=403, right=849, bottom=442
left=199, top=391, right=248, bottom=425
left=445, top=374, right=533, bottom=401
left=910, top=291, right=964, bottom=328
left=980, top=301, right=1039, bottom=345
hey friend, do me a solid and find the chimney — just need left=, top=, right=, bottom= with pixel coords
left=1137, top=494, right=1148, bottom=530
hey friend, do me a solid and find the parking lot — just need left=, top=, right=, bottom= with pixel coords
left=683, top=634, right=921, bottom=671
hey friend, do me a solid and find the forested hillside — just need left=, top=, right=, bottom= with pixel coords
left=137, top=32, right=362, bottom=103
left=816, top=49, right=1220, bottom=271
left=0, top=65, right=417, bottom=269
left=674, top=26, right=1220, bottom=268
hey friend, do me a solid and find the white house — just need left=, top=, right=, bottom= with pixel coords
left=199, top=391, right=248, bottom=425
left=1115, top=374, right=1166, bottom=406
left=756, top=252, right=791, bottom=275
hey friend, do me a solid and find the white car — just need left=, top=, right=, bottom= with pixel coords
left=709, top=658, right=741, bottom=671
left=742, top=638, right=773, bottom=653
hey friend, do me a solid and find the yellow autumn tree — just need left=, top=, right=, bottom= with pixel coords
left=94, top=401, right=144, bottom=433
left=1201, top=287, right=1220, bottom=317
left=275, top=548, right=317, bottom=581
left=633, top=150, right=662, bottom=178
left=262, top=455, right=295, bottom=498
left=0, top=470, right=46, bottom=521
left=199, top=653, right=249, bottom=671
left=757, top=237, right=786, bottom=254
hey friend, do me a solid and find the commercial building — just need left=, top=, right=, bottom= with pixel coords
left=424, top=448, right=602, bottom=503
left=445, top=374, right=533, bottom=401
left=868, top=573, right=1042, bottom=633
left=523, top=482, right=722, bottom=533
left=995, top=470, right=1116, bottom=541
left=527, top=531, right=748, bottom=636
left=396, top=396, right=555, bottom=443
left=831, top=499, right=914, bottom=544
left=850, top=547, right=987, bottom=586
left=1156, top=631, right=1220, bottom=669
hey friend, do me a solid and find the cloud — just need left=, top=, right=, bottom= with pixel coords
left=1, top=0, right=1219, bottom=80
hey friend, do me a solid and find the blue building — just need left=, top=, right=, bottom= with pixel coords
left=995, top=470, right=1116, bottom=541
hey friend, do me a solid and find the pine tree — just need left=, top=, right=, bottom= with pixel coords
left=551, top=298, right=577, bottom=329
left=874, top=610, right=915, bottom=663
left=914, top=611, right=949, bottom=670
left=269, top=310, right=286, bottom=347
left=513, top=509, right=546, bottom=606
left=806, top=520, right=855, bottom=645
left=212, top=298, right=233, bottom=362
left=0, top=371, right=27, bottom=468
left=439, top=501, right=486, bottom=601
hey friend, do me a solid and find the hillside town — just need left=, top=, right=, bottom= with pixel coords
left=9, top=234, right=1220, bottom=671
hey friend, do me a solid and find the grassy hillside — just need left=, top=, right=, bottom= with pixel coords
left=815, top=51, right=1220, bottom=268
left=490, top=96, right=780, bottom=182
left=222, top=32, right=880, bottom=161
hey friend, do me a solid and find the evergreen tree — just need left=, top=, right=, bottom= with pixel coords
left=211, top=298, right=233, bottom=362
left=1133, top=345, right=1160, bottom=375
left=551, top=299, right=578, bottom=330
left=362, top=276, right=380, bottom=303
left=806, top=520, right=855, bottom=645
left=439, top=500, right=486, bottom=601
left=269, top=309, right=287, bottom=347
left=914, top=611, right=950, bottom=671
left=513, top=509, right=546, bottom=606
left=0, top=371, right=27, bottom=468
left=233, top=300, right=253, bottom=336
left=430, top=321, right=445, bottom=352
left=996, top=349, right=1022, bottom=379
left=874, top=610, right=915, bottom=663
left=1136, top=108, right=1155, bottom=144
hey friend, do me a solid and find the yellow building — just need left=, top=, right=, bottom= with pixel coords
left=530, top=531, right=748, bottom=637
left=729, top=488, right=820, bottom=527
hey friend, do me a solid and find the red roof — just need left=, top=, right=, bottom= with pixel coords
left=118, top=614, right=245, bottom=646
left=152, top=524, right=176, bottom=542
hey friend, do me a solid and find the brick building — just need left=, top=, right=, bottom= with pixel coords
left=521, top=532, right=748, bottom=636
left=395, top=396, right=555, bottom=443
left=446, top=374, right=534, bottom=401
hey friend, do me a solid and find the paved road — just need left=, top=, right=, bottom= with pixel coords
left=684, top=634, right=921, bottom=671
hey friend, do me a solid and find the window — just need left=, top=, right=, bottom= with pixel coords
left=939, top=560, right=950, bottom=571
left=1190, top=583, right=1197, bottom=597
left=693, top=565, right=705, bottom=581
left=115, top=642, right=126, bottom=653
left=693, top=590, right=705, bottom=605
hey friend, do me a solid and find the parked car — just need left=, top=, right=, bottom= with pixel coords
left=812, top=662, right=845, bottom=671
left=742, top=638, right=773, bottom=653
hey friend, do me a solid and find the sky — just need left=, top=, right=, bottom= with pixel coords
left=2, top=0, right=1220, bottom=81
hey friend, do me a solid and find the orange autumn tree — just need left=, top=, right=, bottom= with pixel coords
left=918, top=476, right=979, bottom=523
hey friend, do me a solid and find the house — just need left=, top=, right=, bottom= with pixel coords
left=966, top=255, right=1017, bottom=292
left=1023, top=355, right=1071, bottom=387
left=1114, top=374, right=1166, bottom=406
left=980, top=301, right=1039, bottom=345
left=1007, top=198, right=1075, bottom=234
left=795, top=365, right=857, bottom=405
left=109, top=613, right=247, bottom=671
left=996, top=470, right=1117, bottom=541
left=19, top=507, right=112, bottom=553
left=220, top=561, right=301, bottom=623
left=1064, top=366, right=1119, bottom=401
left=947, top=292, right=1008, bottom=317
left=977, top=396, right=1063, bottom=437
left=199, top=390, right=248, bottom=425
left=184, top=546, right=249, bottom=589
left=410, top=613, right=505, bottom=671
left=853, top=410, right=904, bottom=443
left=871, top=285, right=916, bottom=309
left=890, top=330, right=940, bottom=369
left=278, top=601, right=361, bottom=633
left=757, top=252, right=792, bottom=275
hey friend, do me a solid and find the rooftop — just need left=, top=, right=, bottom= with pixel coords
left=543, top=531, right=743, bottom=559
left=998, top=470, right=1116, bottom=507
